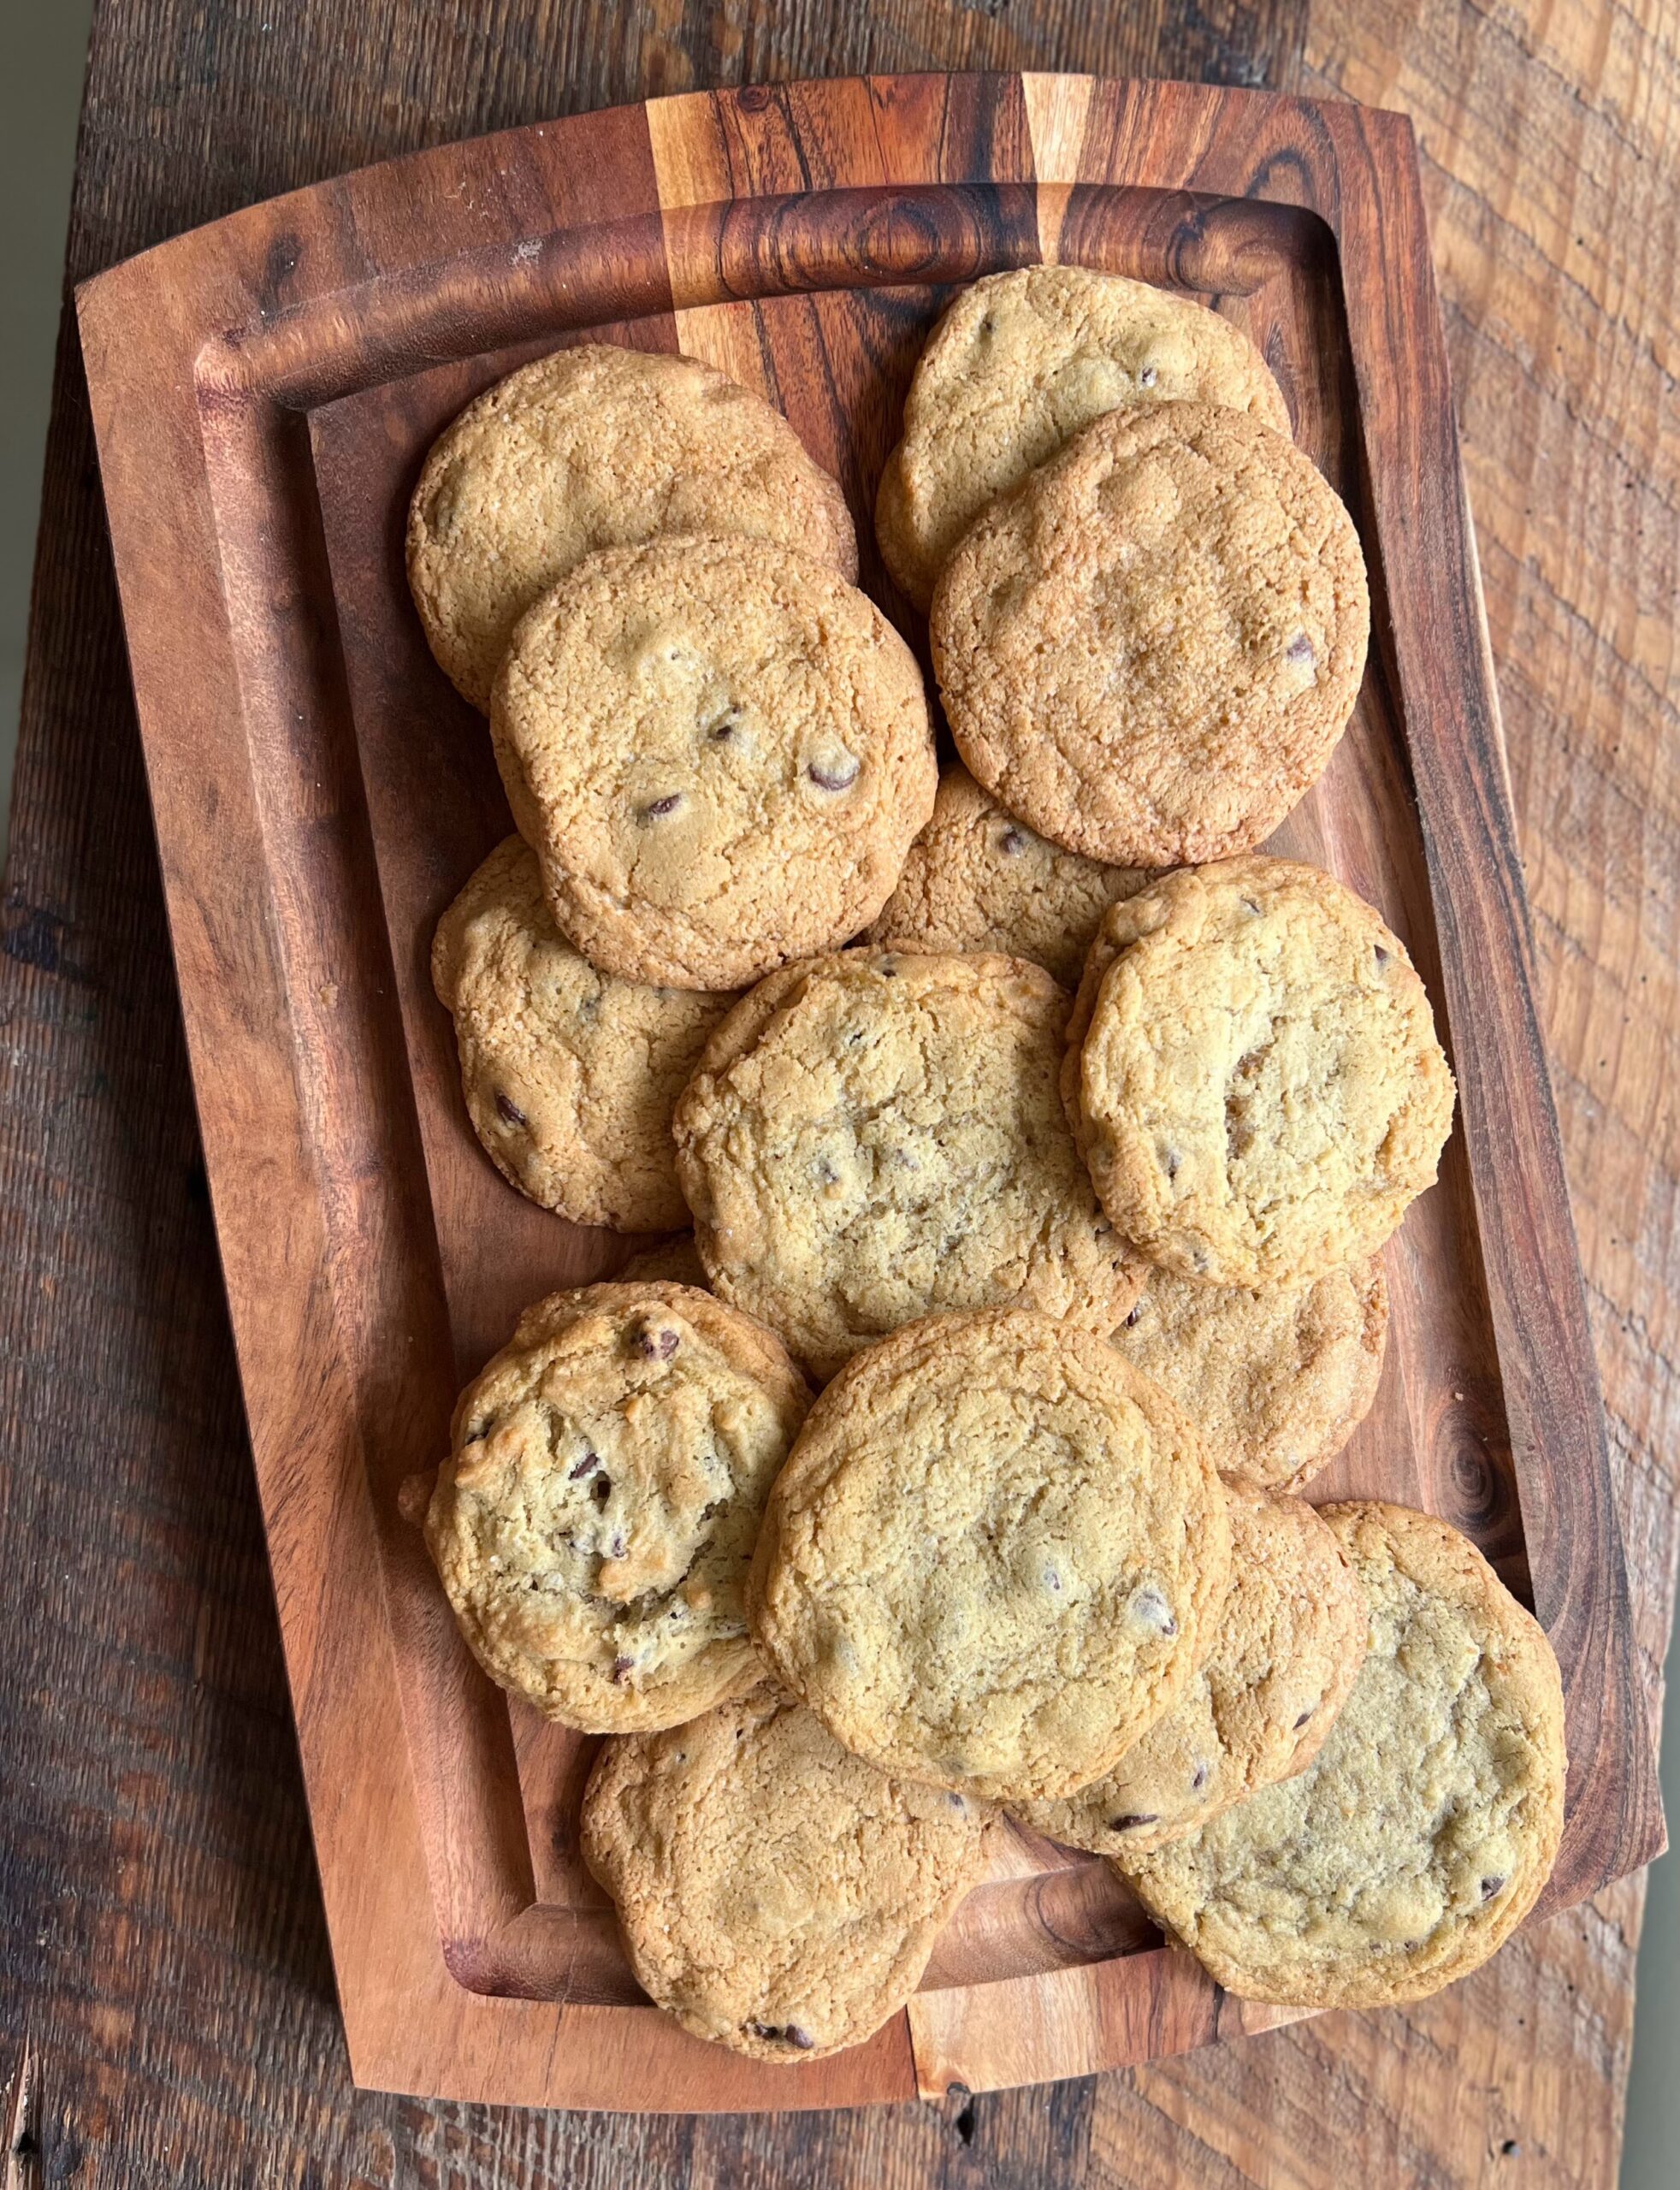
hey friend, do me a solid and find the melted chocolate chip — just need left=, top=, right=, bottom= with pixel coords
left=608, top=1533, right=628, bottom=1560
left=1375, top=944, right=1392, bottom=968
left=709, top=712, right=740, bottom=742
left=1122, top=1301, right=1145, bottom=1330
left=1481, top=1874, right=1506, bottom=1900
left=750, top=2022, right=815, bottom=2051
left=1139, top=364, right=1158, bottom=388
left=1163, top=1149, right=1181, bottom=1180
left=1131, top=1585, right=1177, bottom=1637
left=998, top=826, right=1028, bottom=856
left=592, top=1474, right=612, bottom=1506
left=569, top=1450, right=602, bottom=1481
left=807, top=755, right=860, bottom=792
left=1240, top=897, right=1261, bottom=916
left=1293, top=1708, right=1315, bottom=1730
left=494, top=1090, right=528, bottom=1128
left=1191, top=1764, right=1210, bottom=1791
left=611, top=1654, right=635, bottom=1683
left=1108, top=1813, right=1159, bottom=1832
left=1285, top=631, right=1316, bottom=669
left=639, top=793, right=683, bottom=822
left=634, top=1321, right=680, bottom=1362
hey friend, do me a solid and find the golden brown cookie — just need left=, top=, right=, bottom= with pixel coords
left=877, top=269, right=1289, bottom=610
left=492, top=536, right=937, bottom=990
left=748, top=1309, right=1232, bottom=1803
left=1120, top=1501, right=1566, bottom=2009
left=931, top=402, right=1369, bottom=866
left=671, top=949, right=1145, bottom=1380
left=432, top=837, right=734, bottom=1231
left=582, top=1685, right=989, bottom=2059
left=424, top=1283, right=807, bottom=1732
left=407, top=344, right=856, bottom=708
left=1013, top=1486, right=1368, bottom=1856
left=1109, top=1261, right=1388, bottom=1492
left=867, top=765, right=1155, bottom=987
left=1074, top=859, right=1456, bottom=1287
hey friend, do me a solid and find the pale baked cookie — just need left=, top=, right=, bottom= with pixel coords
left=1120, top=1501, right=1566, bottom=2009
left=424, top=1283, right=808, bottom=1732
left=492, top=537, right=937, bottom=991
left=932, top=402, right=1369, bottom=867
left=748, top=1309, right=1232, bottom=1802
left=1074, top=859, right=1456, bottom=1287
left=582, top=1685, right=989, bottom=2059
left=671, top=949, right=1145, bottom=1381
left=408, top=344, right=857, bottom=709
left=1109, top=1261, right=1388, bottom=1492
left=877, top=268, right=1289, bottom=609
left=432, top=837, right=735, bottom=1232
left=867, top=766, right=1154, bottom=988
left=1013, top=1486, right=1368, bottom=1856
left=617, top=1234, right=710, bottom=1288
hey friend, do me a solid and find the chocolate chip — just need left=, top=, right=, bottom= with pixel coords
left=979, top=317, right=996, bottom=337
left=1375, top=944, right=1391, bottom=968
left=1191, top=1764, right=1210, bottom=1791
left=1163, top=1149, right=1181, bottom=1180
left=998, top=826, right=1028, bottom=856
left=569, top=1450, right=602, bottom=1481
left=1122, top=1301, right=1145, bottom=1330
left=1285, top=631, right=1316, bottom=669
left=639, top=793, right=683, bottom=822
left=611, top=1654, right=635, bottom=1683
left=1044, top=1567, right=1062, bottom=1592
left=494, top=1090, right=527, bottom=1128
left=1481, top=1874, right=1506, bottom=1899
left=807, top=754, right=860, bottom=792
left=1108, top=1813, right=1159, bottom=1832
left=947, top=1791, right=966, bottom=1810
left=709, top=711, right=740, bottom=742
left=1293, top=1708, right=1315, bottom=1730
left=592, top=1474, right=612, bottom=1506
left=749, top=2022, right=815, bottom=2050
left=634, top=1321, right=679, bottom=1361
left=1139, top=364, right=1158, bottom=388
left=1131, top=1585, right=1176, bottom=1637
left=608, top=1533, right=628, bottom=1560
left=1240, top=897, right=1261, bottom=916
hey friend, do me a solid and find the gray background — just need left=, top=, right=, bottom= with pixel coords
left=0, top=5, right=1672, bottom=2178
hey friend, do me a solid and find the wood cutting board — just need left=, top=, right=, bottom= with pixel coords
left=74, top=71, right=1664, bottom=2112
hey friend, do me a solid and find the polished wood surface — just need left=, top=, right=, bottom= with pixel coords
left=3, top=0, right=1674, bottom=2180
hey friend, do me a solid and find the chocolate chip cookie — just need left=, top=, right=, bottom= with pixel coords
left=877, top=268, right=1289, bottom=610
left=1120, top=1501, right=1566, bottom=2008
left=671, top=949, right=1145, bottom=1380
left=1013, top=1485, right=1368, bottom=1856
left=1109, top=1260, right=1388, bottom=1492
left=432, top=837, right=735, bottom=1231
left=748, top=1308, right=1232, bottom=1802
left=1074, top=859, right=1456, bottom=1287
left=492, top=536, right=938, bottom=990
left=867, top=765, right=1154, bottom=988
left=424, top=1282, right=808, bottom=1732
left=582, top=1684, right=989, bottom=2059
left=931, top=402, right=1369, bottom=866
left=408, top=344, right=856, bottom=709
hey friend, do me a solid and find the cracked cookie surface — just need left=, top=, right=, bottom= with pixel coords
left=432, top=837, right=735, bottom=1231
left=877, top=268, right=1289, bottom=610
left=672, top=949, right=1145, bottom=1380
left=931, top=402, right=1369, bottom=867
left=1014, top=1485, right=1368, bottom=1856
left=424, top=1282, right=808, bottom=1732
left=867, top=765, right=1155, bottom=988
left=408, top=343, right=856, bottom=709
left=492, top=536, right=937, bottom=990
left=1074, top=858, right=1456, bottom=1287
left=582, top=1684, right=989, bottom=2059
left=1107, top=1259, right=1388, bottom=1491
left=748, top=1309, right=1232, bottom=1802
left=1119, top=1500, right=1566, bottom=2008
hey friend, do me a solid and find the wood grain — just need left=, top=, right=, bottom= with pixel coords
left=2, top=0, right=1673, bottom=2181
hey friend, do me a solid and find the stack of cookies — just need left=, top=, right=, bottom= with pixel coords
left=408, top=277, right=1566, bottom=2063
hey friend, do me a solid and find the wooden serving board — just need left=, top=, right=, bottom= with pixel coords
left=74, top=72, right=1663, bottom=2113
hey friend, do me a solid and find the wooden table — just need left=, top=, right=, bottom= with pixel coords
left=1, top=2, right=1672, bottom=2183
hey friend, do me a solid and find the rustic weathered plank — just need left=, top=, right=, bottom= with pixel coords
left=2, top=0, right=1674, bottom=2181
